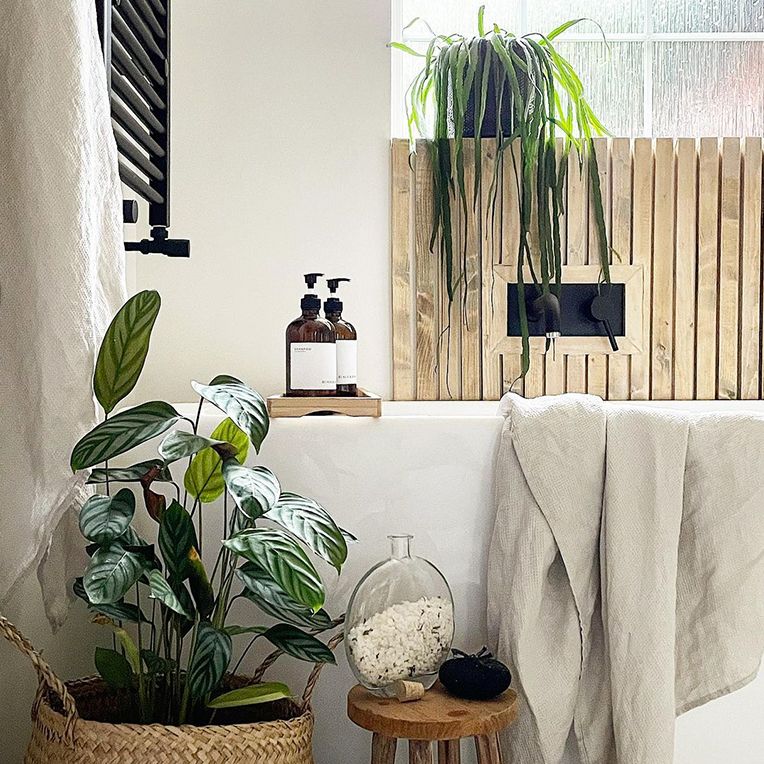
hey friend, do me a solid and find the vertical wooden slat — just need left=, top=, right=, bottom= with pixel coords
left=586, top=137, right=610, bottom=398
left=544, top=141, right=567, bottom=395
left=502, top=353, right=524, bottom=396
left=674, top=138, right=698, bottom=400
left=696, top=138, right=720, bottom=400
left=414, top=141, right=439, bottom=400
left=630, top=138, right=654, bottom=399
left=461, top=142, right=481, bottom=400
left=608, top=137, right=633, bottom=400
left=391, top=140, right=415, bottom=400
left=718, top=138, right=741, bottom=399
left=740, top=137, right=762, bottom=399
left=481, top=140, right=502, bottom=400
left=566, top=147, right=588, bottom=393
left=651, top=139, right=675, bottom=399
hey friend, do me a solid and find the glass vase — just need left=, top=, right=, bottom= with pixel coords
left=344, top=535, right=454, bottom=697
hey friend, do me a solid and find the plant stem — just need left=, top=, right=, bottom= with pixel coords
left=178, top=616, right=200, bottom=724
left=135, top=586, right=148, bottom=721
left=231, top=634, right=262, bottom=675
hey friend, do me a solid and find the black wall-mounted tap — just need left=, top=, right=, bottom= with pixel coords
left=527, top=290, right=561, bottom=357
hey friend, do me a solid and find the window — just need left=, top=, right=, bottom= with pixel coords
left=391, top=1, right=764, bottom=137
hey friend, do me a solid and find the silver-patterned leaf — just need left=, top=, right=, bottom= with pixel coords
left=71, top=401, right=181, bottom=471
left=87, top=460, right=172, bottom=484
left=147, top=570, right=192, bottom=618
left=78, top=488, right=135, bottom=543
left=222, top=460, right=280, bottom=519
left=190, top=381, right=269, bottom=453
left=84, top=545, right=145, bottom=604
left=187, top=622, right=232, bottom=700
left=236, top=563, right=333, bottom=630
left=263, top=624, right=335, bottom=664
left=265, top=492, right=347, bottom=572
left=158, top=431, right=237, bottom=464
left=223, top=528, right=325, bottom=612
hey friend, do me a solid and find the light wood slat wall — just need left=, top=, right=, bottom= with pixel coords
left=391, top=138, right=764, bottom=401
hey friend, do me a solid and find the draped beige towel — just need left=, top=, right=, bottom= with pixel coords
left=0, top=0, right=125, bottom=627
left=487, top=393, right=764, bottom=763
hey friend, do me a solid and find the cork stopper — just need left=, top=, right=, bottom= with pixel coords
left=392, top=680, right=426, bottom=703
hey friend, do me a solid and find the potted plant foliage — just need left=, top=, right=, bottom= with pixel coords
left=391, top=7, right=611, bottom=378
left=1, top=290, right=351, bottom=764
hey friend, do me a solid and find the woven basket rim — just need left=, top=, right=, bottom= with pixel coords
left=42, top=674, right=313, bottom=734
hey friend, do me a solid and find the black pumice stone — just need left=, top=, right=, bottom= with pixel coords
left=439, top=649, right=512, bottom=700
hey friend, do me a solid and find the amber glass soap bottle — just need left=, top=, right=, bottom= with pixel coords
left=324, top=277, right=357, bottom=396
left=286, top=273, right=337, bottom=397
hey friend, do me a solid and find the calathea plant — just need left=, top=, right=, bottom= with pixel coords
left=391, top=7, right=611, bottom=378
left=71, top=290, right=352, bottom=725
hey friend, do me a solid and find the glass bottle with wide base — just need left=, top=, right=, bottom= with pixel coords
left=344, top=535, right=454, bottom=697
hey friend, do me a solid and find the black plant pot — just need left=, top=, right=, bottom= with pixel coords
left=462, top=39, right=527, bottom=139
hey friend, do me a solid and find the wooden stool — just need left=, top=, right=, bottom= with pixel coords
left=347, top=682, right=518, bottom=763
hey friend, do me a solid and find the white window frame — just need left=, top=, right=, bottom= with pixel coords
left=394, top=0, right=764, bottom=136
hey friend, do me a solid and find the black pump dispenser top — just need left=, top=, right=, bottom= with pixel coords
left=301, top=272, right=323, bottom=311
left=325, top=277, right=350, bottom=314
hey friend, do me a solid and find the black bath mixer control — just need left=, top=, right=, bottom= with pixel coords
left=589, top=293, right=619, bottom=352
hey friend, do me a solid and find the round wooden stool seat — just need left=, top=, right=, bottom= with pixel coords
left=347, top=683, right=518, bottom=764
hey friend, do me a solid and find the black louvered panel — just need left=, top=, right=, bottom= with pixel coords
left=96, top=0, right=188, bottom=256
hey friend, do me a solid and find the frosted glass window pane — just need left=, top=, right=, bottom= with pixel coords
left=653, top=42, right=764, bottom=136
left=528, top=0, right=644, bottom=34
left=556, top=43, right=644, bottom=137
left=653, top=0, right=764, bottom=33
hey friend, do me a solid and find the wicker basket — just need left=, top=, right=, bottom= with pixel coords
left=1, top=613, right=341, bottom=764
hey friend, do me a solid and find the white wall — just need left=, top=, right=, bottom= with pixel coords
left=132, top=0, right=392, bottom=404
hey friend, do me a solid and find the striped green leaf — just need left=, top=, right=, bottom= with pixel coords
left=266, top=492, right=347, bottom=572
left=147, top=570, right=192, bottom=618
left=94, top=290, right=161, bottom=414
left=188, top=622, right=232, bottom=700
left=223, top=528, right=325, bottom=613
left=184, top=418, right=249, bottom=504
left=73, top=577, right=147, bottom=622
left=263, top=624, right=336, bottom=664
left=83, top=545, right=145, bottom=604
left=191, top=381, right=269, bottom=453
left=158, top=500, right=197, bottom=581
left=222, top=460, right=280, bottom=520
left=78, top=488, right=135, bottom=544
left=71, top=401, right=181, bottom=471
left=236, top=563, right=333, bottom=630
left=158, top=431, right=237, bottom=464
left=87, top=460, right=172, bottom=485
left=224, top=625, right=268, bottom=637
left=208, top=682, right=291, bottom=709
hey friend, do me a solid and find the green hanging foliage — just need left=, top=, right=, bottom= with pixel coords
left=391, top=9, right=612, bottom=379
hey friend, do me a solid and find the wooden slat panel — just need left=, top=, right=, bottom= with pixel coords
left=651, top=139, right=675, bottom=399
left=502, top=354, right=524, bottom=396
left=741, top=138, right=762, bottom=399
left=391, top=140, right=415, bottom=400
left=673, top=139, right=698, bottom=400
left=718, top=138, right=741, bottom=399
left=481, top=141, right=502, bottom=400
left=608, top=137, right=632, bottom=400
left=696, top=138, right=720, bottom=400
left=566, top=147, right=588, bottom=393
left=502, top=143, right=521, bottom=266
left=630, top=138, right=654, bottom=399
left=414, top=141, right=439, bottom=400
left=461, top=143, right=481, bottom=400
left=586, top=137, right=610, bottom=398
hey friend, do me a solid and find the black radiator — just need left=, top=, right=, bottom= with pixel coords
left=96, top=0, right=189, bottom=257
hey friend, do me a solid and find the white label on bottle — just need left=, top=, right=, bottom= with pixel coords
left=336, top=340, right=358, bottom=384
left=290, top=343, right=336, bottom=390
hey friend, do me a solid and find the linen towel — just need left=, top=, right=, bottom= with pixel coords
left=0, top=0, right=125, bottom=627
left=487, top=393, right=764, bottom=763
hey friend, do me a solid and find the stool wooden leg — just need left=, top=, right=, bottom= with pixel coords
left=437, top=739, right=461, bottom=763
left=409, top=739, right=434, bottom=764
left=371, top=732, right=397, bottom=764
left=474, top=733, right=503, bottom=764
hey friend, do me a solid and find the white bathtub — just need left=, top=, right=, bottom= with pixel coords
left=2, top=400, right=761, bottom=763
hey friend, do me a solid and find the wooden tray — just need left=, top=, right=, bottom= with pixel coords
left=267, top=389, right=381, bottom=418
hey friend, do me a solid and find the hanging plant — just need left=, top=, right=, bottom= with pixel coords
left=391, top=7, right=611, bottom=378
